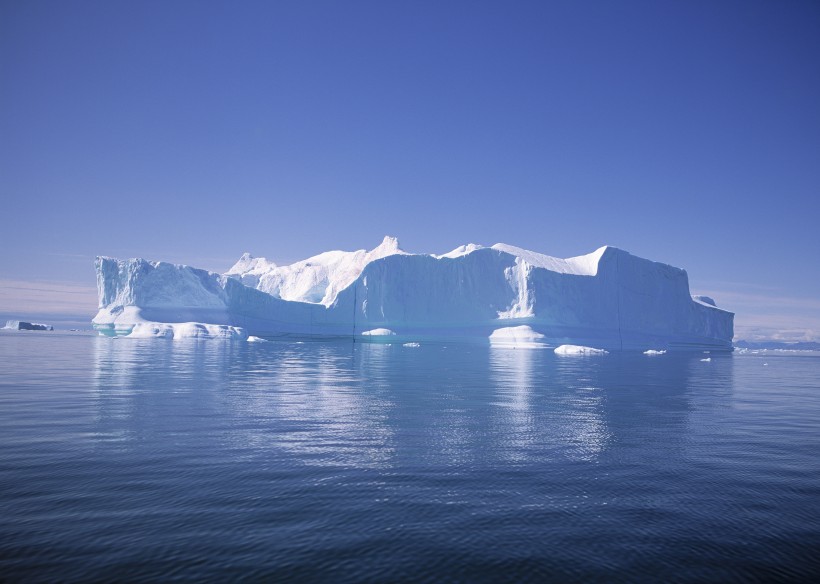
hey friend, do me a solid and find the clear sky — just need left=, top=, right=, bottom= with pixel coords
left=2, top=0, right=819, bottom=339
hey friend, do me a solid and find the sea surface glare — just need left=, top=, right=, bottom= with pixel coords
left=1, top=331, right=819, bottom=582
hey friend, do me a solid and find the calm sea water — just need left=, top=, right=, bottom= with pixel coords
left=1, top=331, right=819, bottom=582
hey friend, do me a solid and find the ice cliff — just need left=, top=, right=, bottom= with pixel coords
left=92, top=236, right=734, bottom=350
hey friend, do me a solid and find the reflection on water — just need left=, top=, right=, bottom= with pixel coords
left=90, top=339, right=728, bottom=470
left=15, top=333, right=820, bottom=584
left=489, top=347, right=538, bottom=463
left=93, top=338, right=396, bottom=469
left=490, top=346, right=612, bottom=462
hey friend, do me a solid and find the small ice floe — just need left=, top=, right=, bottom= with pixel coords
left=247, top=336, right=268, bottom=343
left=360, top=328, right=396, bottom=336
left=554, top=344, right=608, bottom=356
left=763, top=363, right=768, bottom=366
left=643, top=349, right=667, bottom=356
left=489, top=325, right=547, bottom=349
left=700, top=357, right=711, bottom=362
left=403, top=342, right=420, bottom=348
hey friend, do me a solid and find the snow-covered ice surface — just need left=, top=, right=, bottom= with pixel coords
left=644, top=349, right=667, bottom=356
left=554, top=345, right=609, bottom=356
left=92, top=236, right=734, bottom=350
left=225, top=236, right=406, bottom=305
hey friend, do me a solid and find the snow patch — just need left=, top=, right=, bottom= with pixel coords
left=436, top=243, right=484, bottom=259
left=497, top=258, right=534, bottom=319
left=490, top=244, right=607, bottom=276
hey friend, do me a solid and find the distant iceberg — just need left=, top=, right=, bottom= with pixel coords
left=4, top=320, right=53, bottom=331
left=92, top=236, right=733, bottom=350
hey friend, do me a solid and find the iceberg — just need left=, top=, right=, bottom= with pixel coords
left=91, top=236, right=734, bottom=351
left=554, top=344, right=609, bottom=356
left=127, top=322, right=248, bottom=340
left=360, top=328, right=397, bottom=337
left=4, top=320, right=54, bottom=331
left=489, top=325, right=548, bottom=349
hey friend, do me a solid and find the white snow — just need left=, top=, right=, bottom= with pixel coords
left=490, top=244, right=607, bottom=276
left=496, top=258, right=534, bottom=319
left=554, top=344, right=609, bottom=356
left=435, top=243, right=484, bottom=259
left=92, top=237, right=734, bottom=350
left=489, top=325, right=547, bottom=348
left=643, top=349, right=667, bottom=355
left=360, top=328, right=396, bottom=336
left=226, top=235, right=406, bottom=305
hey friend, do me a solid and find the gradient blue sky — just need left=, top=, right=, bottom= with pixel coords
left=2, top=0, right=819, bottom=338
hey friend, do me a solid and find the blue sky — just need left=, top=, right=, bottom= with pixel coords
left=1, top=0, right=819, bottom=338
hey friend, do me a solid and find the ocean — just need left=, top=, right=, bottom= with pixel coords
left=1, top=331, right=819, bottom=582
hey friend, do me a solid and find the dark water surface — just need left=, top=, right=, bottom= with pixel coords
left=2, top=331, right=819, bottom=582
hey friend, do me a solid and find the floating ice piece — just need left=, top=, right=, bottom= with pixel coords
left=127, top=322, right=248, bottom=340
left=360, top=328, right=396, bottom=336
left=403, top=342, right=420, bottom=348
left=247, top=336, right=267, bottom=342
left=489, top=325, right=547, bottom=348
left=700, top=357, right=711, bottom=362
left=555, top=344, right=608, bottom=356
left=643, top=349, right=667, bottom=355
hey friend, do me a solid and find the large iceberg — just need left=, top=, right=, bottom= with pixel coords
left=92, top=236, right=733, bottom=350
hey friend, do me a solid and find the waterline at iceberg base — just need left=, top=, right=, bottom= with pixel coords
left=92, top=237, right=733, bottom=351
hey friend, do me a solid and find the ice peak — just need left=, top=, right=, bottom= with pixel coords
left=226, top=252, right=276, bottom=275
left=373, top=235, right=401, bottom=253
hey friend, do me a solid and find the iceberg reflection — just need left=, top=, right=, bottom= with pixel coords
left=490, top=346, right=611, bottom=463
left=89, top=338, right=724, bottom=472
left=92, top=338, right=395, bottom=469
